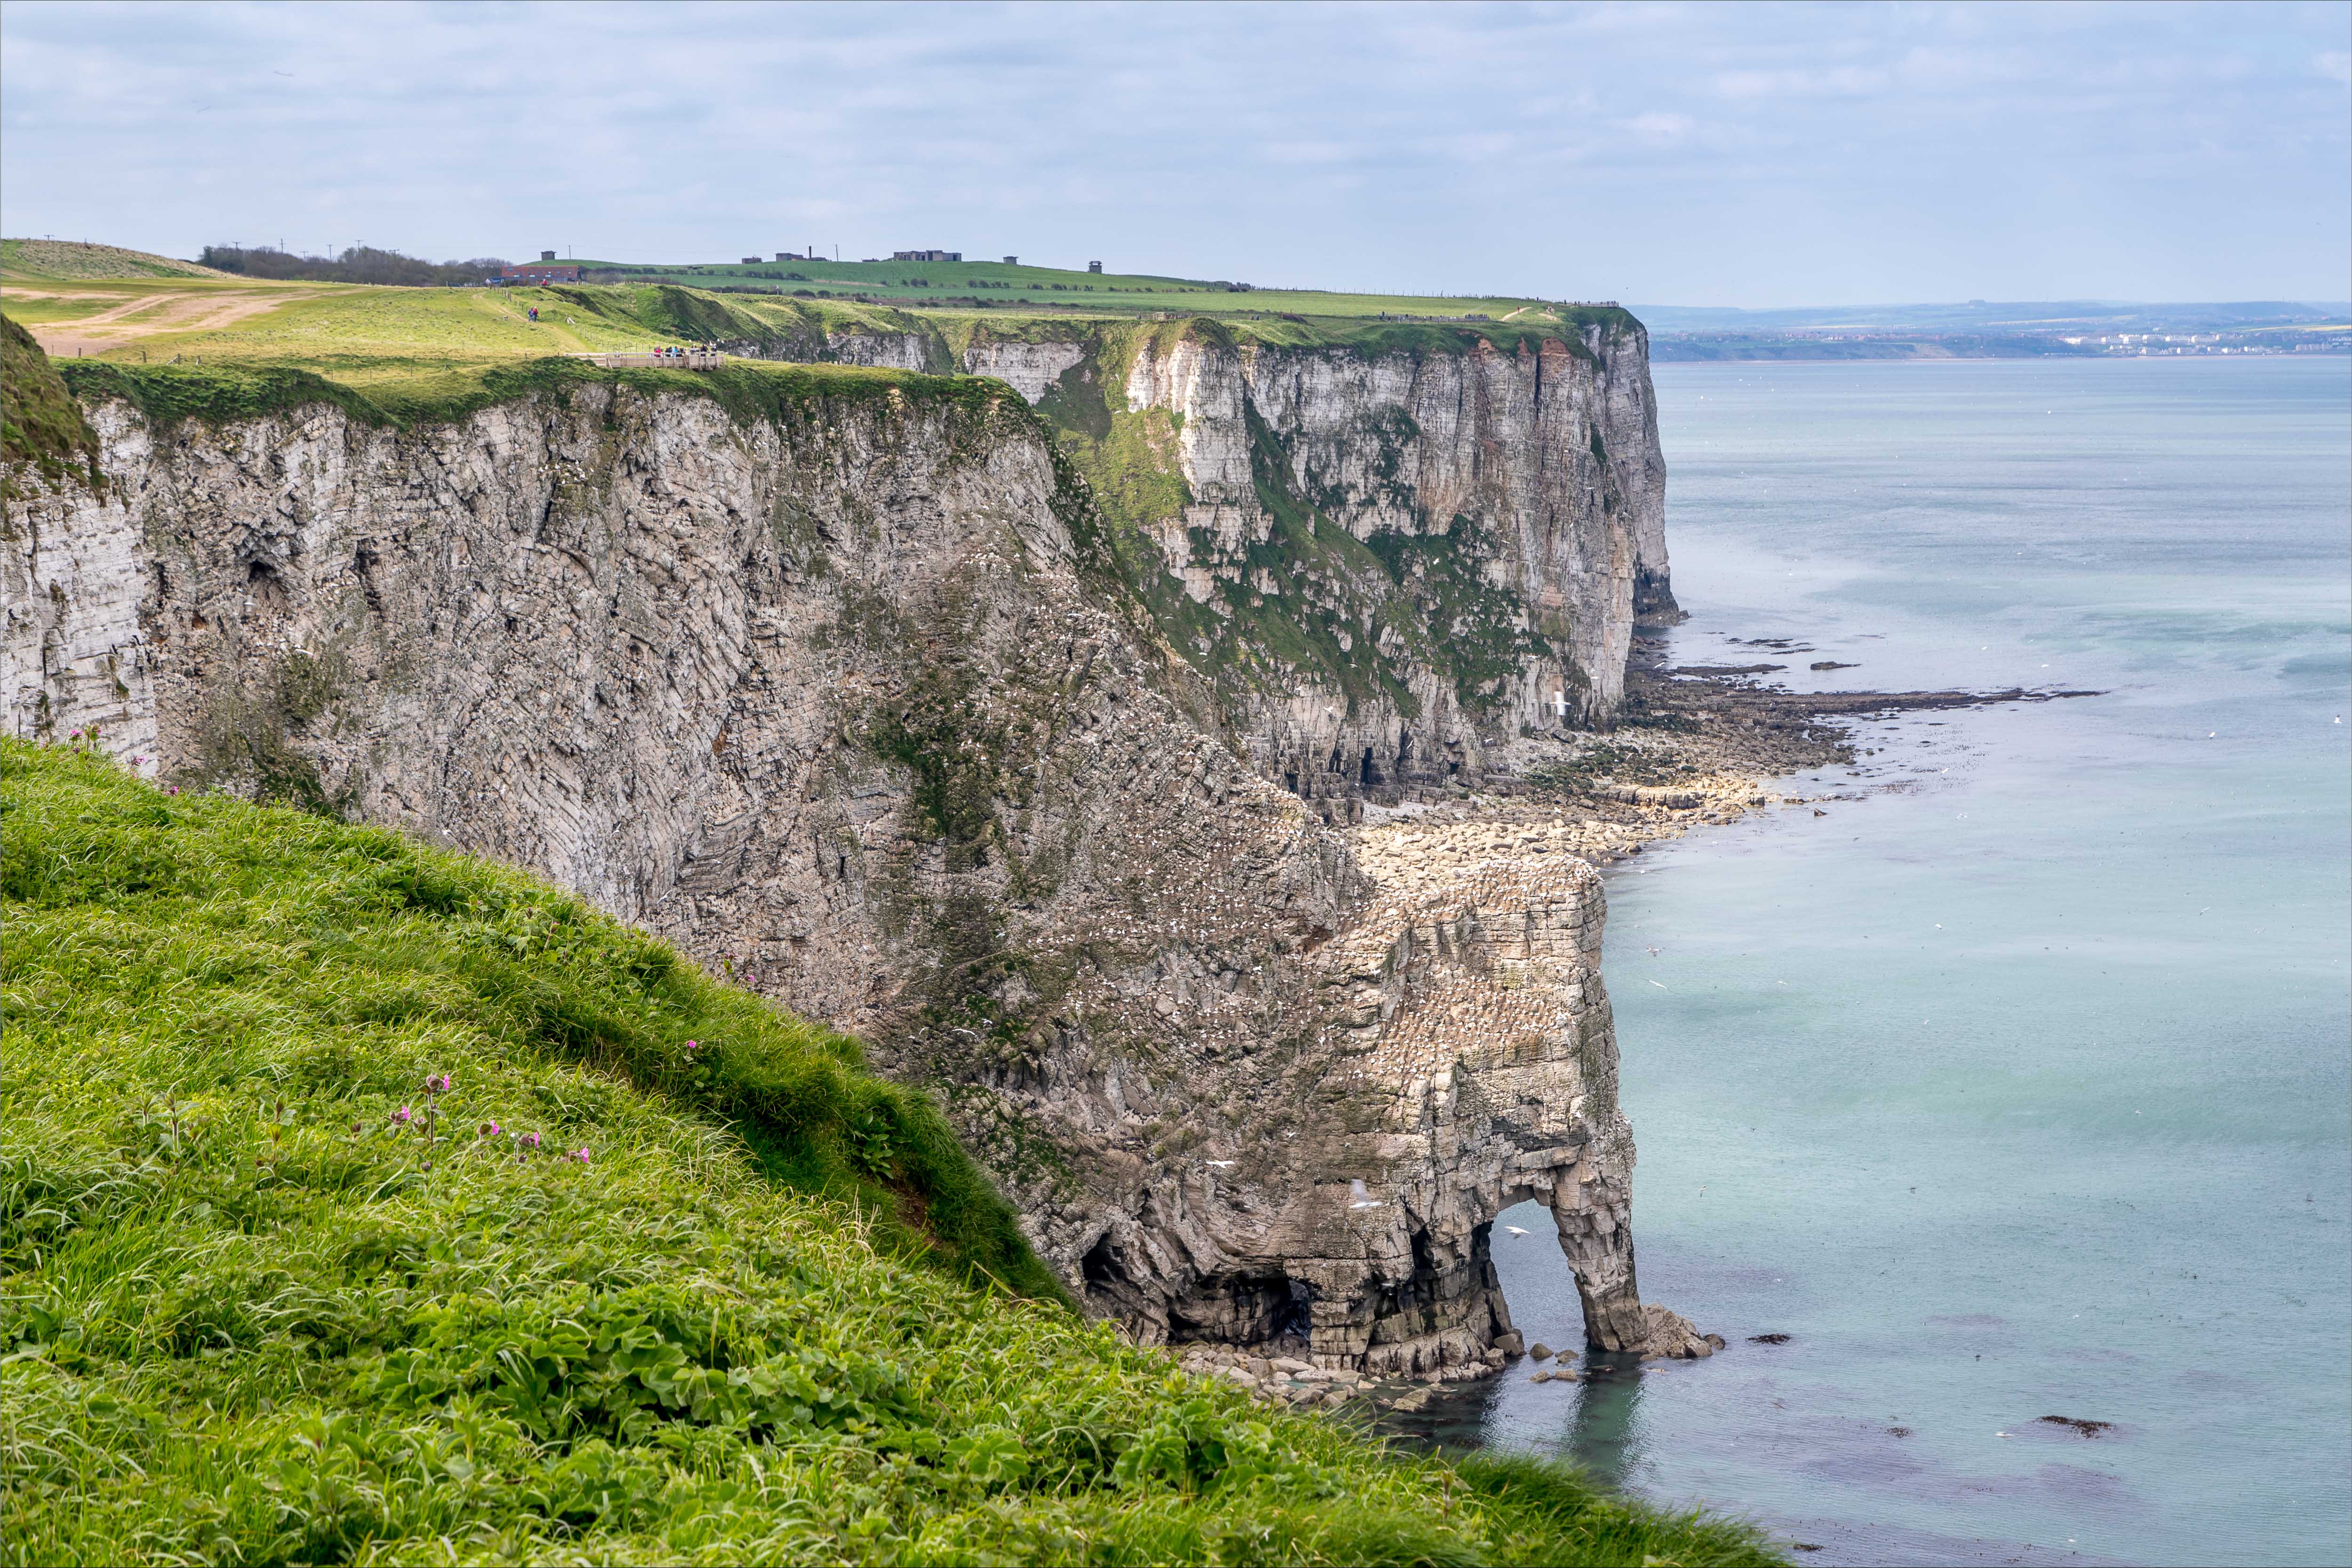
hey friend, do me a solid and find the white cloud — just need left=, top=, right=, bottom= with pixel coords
left=0, top=0, right=2343, bottom=304
left=1261, top=141, right=1362, bottom=167
left=1713, top=66, right=1888, bottom=101
left=1625, top=111, right=1695, bottom=144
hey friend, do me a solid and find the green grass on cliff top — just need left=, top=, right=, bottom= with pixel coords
left=570, top=253, right=1580, bottom=321
left=3, top=239, right=1634, bottom=426
left=0, top=739, right=1782, bottom=1566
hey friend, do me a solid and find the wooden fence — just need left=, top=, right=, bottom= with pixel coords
left=577, top=350, right=727, bottom=370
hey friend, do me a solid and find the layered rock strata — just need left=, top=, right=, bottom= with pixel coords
left=739, top=314, right=1678, bottom=812
left=4, top=358, right=1688, bottom=1368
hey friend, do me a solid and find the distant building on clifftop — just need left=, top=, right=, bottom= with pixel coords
left=500, top=251, right=580, bottom=284
left=892, top=249, right=961, bottom=262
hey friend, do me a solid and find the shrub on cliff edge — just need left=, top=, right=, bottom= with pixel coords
left=0, top=738, right=1782, bottom=1566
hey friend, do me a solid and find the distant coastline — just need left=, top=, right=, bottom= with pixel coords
left=1652, top=334, right=2346, bottom=362
left=1636, top=297, right=2348, bottom=362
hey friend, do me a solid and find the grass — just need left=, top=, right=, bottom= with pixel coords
left=46, top=351, right=1017, bottom=439
left=0, top=738, right=1781, bottom=1565
left=2, top=238, right=1640, bottom=413
left=0, top=239, right=226, bottom=282
left=1, top=314, right=103, bottom=493
left=562, top=254, right=1578, bottom=322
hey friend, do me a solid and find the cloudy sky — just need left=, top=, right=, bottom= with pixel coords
left=4, top=0, right=2345, bottom=305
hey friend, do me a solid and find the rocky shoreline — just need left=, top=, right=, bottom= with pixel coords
left=1136, top=655, right=2074, bottom=1407
left=1165, top=1300, right=1732, bottom=1417
left=1352, top=649, right=2089, bottom=875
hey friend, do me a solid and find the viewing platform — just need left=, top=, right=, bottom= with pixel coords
left=576, top=349, right=727, bottom=370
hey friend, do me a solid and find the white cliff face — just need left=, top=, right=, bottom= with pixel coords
left=1026, top=318, right=1674, bottom=822
left=782, top=314, right=1676, bottom=789
left=825, top=331, right=933, bottom=371
left=961, top=340, right=1087, bottom=404
left=4, top=365, right=1669, bottom=1367
left=1238, top=335, right=1636, bottom=721
left=2, top=454, right=157, bottom=766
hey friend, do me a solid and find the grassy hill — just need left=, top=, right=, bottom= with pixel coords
left=0, top=739, right=1781, bottom=1565
left=0, top=239, right=228, bottom=281
left=1, top=313, right=103, bottom=493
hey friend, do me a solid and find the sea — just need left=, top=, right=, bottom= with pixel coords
left=1411, top=356, right=2352, bottom=1567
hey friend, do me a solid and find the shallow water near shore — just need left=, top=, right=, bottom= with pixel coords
left=1439, top=358, right=2350, bottom=1566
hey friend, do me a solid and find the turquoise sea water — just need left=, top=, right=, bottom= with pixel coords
left=1444, top=358, right=2351, bottom=1565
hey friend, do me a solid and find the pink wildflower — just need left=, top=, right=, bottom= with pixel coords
left=393, top=1105, right=413, bottom=1124
left=520, top=1131, right=540, bottom=1150
left=683, top=1038, right=700, bottom=1051
left=572, top=1148, right=591, bottom=1164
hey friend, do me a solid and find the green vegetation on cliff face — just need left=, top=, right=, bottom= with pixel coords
left=52, top=351, right=1013, bottom=436
left=0, top=740, right=1780, bottom=1566
left=1025, top=324, right=1556, bottom=737
left=1, top=314, right=103, bottom=492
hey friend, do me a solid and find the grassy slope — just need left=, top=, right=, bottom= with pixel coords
left=0, top=239, right=228, bottom=281
left=46, top=349, right=1011, bottom=442
left=0, top=740, right=1780, bottom=1566
left=0, top=314, right=103, bottom=492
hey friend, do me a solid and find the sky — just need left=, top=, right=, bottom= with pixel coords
left=3, top=0, right=2346, bottom=307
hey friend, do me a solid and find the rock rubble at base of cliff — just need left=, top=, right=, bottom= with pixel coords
left=1156, top=1300, right=1732, bottom=1416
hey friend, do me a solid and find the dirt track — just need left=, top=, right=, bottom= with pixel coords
left=15, top=288, right=319, bottom=357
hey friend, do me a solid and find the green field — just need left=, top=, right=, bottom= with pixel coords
left=567, top=254, right=1573, bottom=323
left=0, top=738, right=1781, bottom=1566
left=1, top=239, right=1611, bottom=414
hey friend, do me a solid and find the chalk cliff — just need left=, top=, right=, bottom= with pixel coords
left=5, top=326, right=1690, bottom=1369
left=951, top=317, right=1678, bottom=813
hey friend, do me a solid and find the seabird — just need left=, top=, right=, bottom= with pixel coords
left=1347, top=1178, right=1384, bottom=1210
left=1504, top=1225, right=1529, bottom=1236
left=1205, top=1160, right=1235, bottom=1168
